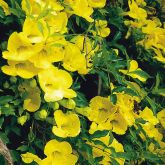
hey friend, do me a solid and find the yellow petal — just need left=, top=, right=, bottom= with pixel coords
left=129, top=60, right=138, bottom=72
left=21, top=152, right=41, bottom=164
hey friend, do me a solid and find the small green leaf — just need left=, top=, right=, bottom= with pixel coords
left=130, top=70, right=150, bottom=79
left=90, top=130, right=109, bottom=139
left=0, top=95, right=13, bottom=105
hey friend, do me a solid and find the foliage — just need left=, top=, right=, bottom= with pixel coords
left=0, top=0, right=165, bottom=164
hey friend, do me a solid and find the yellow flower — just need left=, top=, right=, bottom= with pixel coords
left=38, top=67, right=76, bottom=102
left=3, top=32, right=41, bottom=61
left=157, top=109, right=165, bottom=129
left=44, top=12, right=68, bottom=34
left=22, top=0, right=42, bottom=16
left=40, top=139, right=78, bottom=165
left=88, top=0, right=106, bottom=8
left=88, top=96, right=116, bottom=123
left=120, top=60, right=148, bottom=82
left=125, top=0, right=147, bottom=20
left=23, top=18, right=49, bottom=43
left=108, top=112, right=128, bottom=135
left=95, top=20, right=110, bottom=37
left=22, top=0, right=64, bottom=17
left=139, top=107, right=159, bottom=125
left=21, top=152, right=41, bottom=164
left=153, top=49, right=165, bottom=63
left=65, top=0, right=94, bottom=22
left=0, top=0, right=10, bottom=15
left=52, top=110, right=80, bottom=137
left=71, top=35, right=98, bottom=72
left=140, top=122, right=163, bottom=141
left=148, top=141, right=165, bottom=162
left=115, top=93, right=139, bottom=126
left=29, top=36, right=66, bottom=69
left=63, top=43, right=87, bottom=74
left=1, top=60, right=41, bottom=79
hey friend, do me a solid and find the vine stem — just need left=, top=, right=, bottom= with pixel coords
left=98, top=76, right=102, bottom=95
left=0, top=139, right=13, bottom=165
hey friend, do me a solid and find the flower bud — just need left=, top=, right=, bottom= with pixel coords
left=9, top=76, right=17, bottom=83
left=59, top=99, right=76, bottom=109
left=39, top=109, right=48, bottom=119
left=18, top=115, right=28, bottom=126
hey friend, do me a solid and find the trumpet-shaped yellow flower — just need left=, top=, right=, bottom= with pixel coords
left=139, top=107, right=159, bottom=125
left=3, top=32, right=41, bottom=61
left=71, top=35, right=98, bottom=72
left=65, top=0, right=94, bottom=22
left=116, top=93, right=138, bottom=126
left=44, top=12, right=68, bottom=34
left=52, top=110, right=80, bottom=137
left=87, top=96, right=128, bottom=135
left=22, top=140, right=78, bottom=165
left=40, top=139, right=78, bottom=165
left=29, top=35, right=66, bottom=69
left=88, top=0, right=106, bottom=8
left=22, top=0, right=63, bottom=17
left=157, top=109, right=165, bottom=129
left=140, top=122, right=163, bottom=141
left=126, top=0, right=147, bottom=20
left=88, top=96, right=116, bottom=123
left=0, top=0, right=10, bottom=15
left=108, top=112, right=128, bottom=135
left=38, top=67, right=76, bottom=102
left=23, top=18, right=49, bottom=43
left=1, top=60, right=41, bottom=79
left=120, top=60, right=148, bottom=82
left=63, top=43, right=87, bottom=74
left=95, top=20, right=110, bottom=37
left=22, top=0, right=42, bottom=16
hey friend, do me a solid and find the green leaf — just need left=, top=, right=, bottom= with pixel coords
left=130, top=70, right=151, bottom=79
left=143, top=151, right=163, bottom=163
left=110, top=94, right=117, bottom=104
left=0, top=117, right=4, bottom=128
left=152, top=88, right=165, bottom=97
left=0, top=95, right=13, bottom=105
left=111, top=158, right=120, bottom=165
left=17, top=145, right=29, bottom=152
left=1, top=107, right=15, bottom=116
left=90, top=130, right=109, bottom=139
left=0, top=155, right=5, bottom=165
left=37, top=21, right=44, bottom=35
left=0, top=132, right=9, bottom=144
left=116, top=152, right=133, bottom=160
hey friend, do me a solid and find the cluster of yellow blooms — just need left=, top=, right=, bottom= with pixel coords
left=0, top=0, right=165, bottom=164
left=1, top=0, right=109, bottom=104
left=21, top=92, right=165, bottom=164
left=124, top=0, right=165, bottom=63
